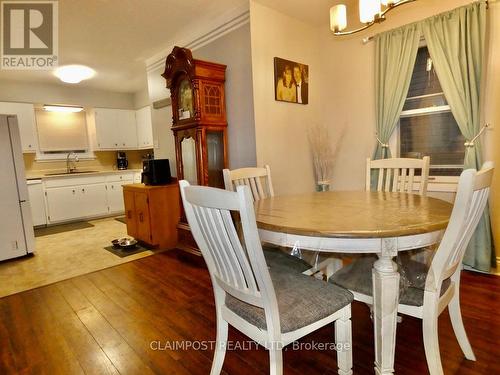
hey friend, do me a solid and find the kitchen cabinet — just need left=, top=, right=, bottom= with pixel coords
left=94, top=108, right=116, bottom=149
left=116, top=109, right=137, bottom=148
left=45, top=184, right=107, bottom=223
left=45, top=186, right=85, bottom=222
left=27, top=180, right=46, bottom=227
left=136, top=106, right=153, bottom=149
left=80, top=184, right=108, bottom=217
left=123, top=182, right=179, bottom=249
left=44, top=172, right=136, bottom=223
left=106, top=173, right=133, bottom=213
left=0, top=102, right=37, bottom=153
left=95, top=108, right=137, bottom=150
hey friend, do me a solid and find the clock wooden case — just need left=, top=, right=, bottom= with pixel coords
left=162, top=46, right=228, bottom=188
left=162, top=46, right=228, bottom=255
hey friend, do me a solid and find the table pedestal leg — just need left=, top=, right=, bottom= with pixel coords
left=373, top=238, right=400, bottom=375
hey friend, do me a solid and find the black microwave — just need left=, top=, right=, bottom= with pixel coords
left=142, top=159, right=172, bottom=185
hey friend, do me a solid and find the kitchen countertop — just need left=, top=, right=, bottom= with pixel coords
left=26, top=169, right=142, bottom=180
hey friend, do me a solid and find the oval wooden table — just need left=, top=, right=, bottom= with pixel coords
left=255, top=191, right=453, bottom=375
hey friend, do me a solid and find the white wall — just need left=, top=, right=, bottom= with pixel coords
left=249, top=1, right=322, bottom=195
left=146, top=65, right=178, bottom=174
left=194, top=23, right=256, bottom=169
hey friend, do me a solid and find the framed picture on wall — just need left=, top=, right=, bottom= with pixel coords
left=274, top=57, right=309, bottom=105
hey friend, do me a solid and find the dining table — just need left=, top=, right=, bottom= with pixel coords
left=255, top=190, right=453, bottom=375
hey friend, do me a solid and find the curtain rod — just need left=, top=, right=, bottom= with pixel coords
left=361, top=0, right=489, bottom=45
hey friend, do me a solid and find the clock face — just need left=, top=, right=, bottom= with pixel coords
left=178, top=79, right=194, bottom=120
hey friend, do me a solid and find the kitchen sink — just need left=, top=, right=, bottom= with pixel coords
left=44, top=170, right=100, bottom=176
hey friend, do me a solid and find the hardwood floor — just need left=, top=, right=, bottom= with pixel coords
left=0, top=249, right=499, bottom=374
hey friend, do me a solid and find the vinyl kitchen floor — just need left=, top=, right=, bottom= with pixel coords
left=0, top=217, right=161, bottom=298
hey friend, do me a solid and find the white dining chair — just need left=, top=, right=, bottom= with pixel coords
left=331, top=162, right=494, bottom=375
left=366, top=156, right=431, bottom=265
left=223, top=165, right=274, bottom=201
left=366, top=156, right=430, bottom=195
left=180, top=180, right=354, bottom=375
left=223, top=164, right=314, bottom=270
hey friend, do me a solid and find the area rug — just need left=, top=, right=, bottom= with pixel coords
left=35, top=222, right=94, bottom=237
left=104, top=243, right=154, bottom=258
left=114, top=216, right=127, bottom=224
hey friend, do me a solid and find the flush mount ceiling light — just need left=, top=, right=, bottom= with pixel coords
left=53, top=65, right=95, bottom=84
left=330, top=0, right=416, bottom=36
left=43, top=105, right=84, bottom=113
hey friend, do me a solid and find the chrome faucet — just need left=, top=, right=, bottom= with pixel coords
left=66, top=152, right=79, bottom=173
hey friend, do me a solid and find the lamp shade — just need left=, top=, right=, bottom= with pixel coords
left=359, top=0, right=381, bottom=23
left=330, top=5, right=347, bottom=32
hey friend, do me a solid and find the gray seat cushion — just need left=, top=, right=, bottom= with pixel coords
left=225, top=266, right=353, bottom=333
left=329, top=255, right=451, bottom=307
left=263, top=246, right=311, bottom=273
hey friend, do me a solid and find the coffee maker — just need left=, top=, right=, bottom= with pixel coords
left=117, top=152, right=128, bottom=170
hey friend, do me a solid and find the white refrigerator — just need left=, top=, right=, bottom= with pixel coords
left=0, top=115, right=35, bottom=261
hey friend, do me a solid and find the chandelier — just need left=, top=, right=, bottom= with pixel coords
left=330, top=0, right=416, bottom=36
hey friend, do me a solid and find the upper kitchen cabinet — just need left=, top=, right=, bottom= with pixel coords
left=94, top=108, right=137, bottom=150
left=0, top=102, right=38, bottom=153
left=136, top=105, right=154, bottom=149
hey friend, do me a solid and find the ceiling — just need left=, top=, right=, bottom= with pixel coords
left=254, top=0, right=332, bottom=25
left=0, top=0, right=247, bottom=94
left=254, top=0, right=354, bottom=26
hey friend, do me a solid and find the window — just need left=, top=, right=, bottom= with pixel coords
left=398, top=46, right=465, bottom=176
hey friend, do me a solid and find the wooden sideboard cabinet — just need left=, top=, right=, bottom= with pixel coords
left=122, top=182, right=180, bottom=249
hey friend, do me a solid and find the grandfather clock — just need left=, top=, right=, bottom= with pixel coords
left=162, top=46, right=228, bottom=255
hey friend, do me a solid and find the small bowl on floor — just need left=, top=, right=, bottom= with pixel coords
left=111, top=237, right=138, bottom=250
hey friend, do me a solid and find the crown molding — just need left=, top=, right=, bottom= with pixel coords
left=146, top=3, right=250, bottom=73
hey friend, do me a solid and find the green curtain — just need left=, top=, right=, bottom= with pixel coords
left=371, top=24, right=421, bottom=188
left=373, top=24, right=421, bottom=161
left=422, top=1, right=493, bottom=271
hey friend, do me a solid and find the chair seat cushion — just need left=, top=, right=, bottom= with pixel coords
left=263, top=246, right=311, bottom=273
left=329, top=256, right=451, bottom=307
left=225, top=265, right=353, bottom=333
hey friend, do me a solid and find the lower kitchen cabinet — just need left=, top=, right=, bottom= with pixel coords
left=45, top=184, right=107, bottom=222
left=43, top=171, right=137, bottom=224
left=27, top=180, right=46, bottom=227
left=123, top=182, right=179, bottom=249
left=107, top=182, right=127, bottom=213
left=107, top=174, right=134, bottom=213
left=81, top=184, right=108, bottom=217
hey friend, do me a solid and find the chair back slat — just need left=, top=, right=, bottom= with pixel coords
left=408, top=168, right=415, bottom=192
left=429, top=163, right=494, bottom=291
left=377, top=169, right=384, bottom=191
left=220, top=209, right=259, bottom=292
left=366, top=157, right=430, bottom=195
left=180, top=181, right=281, bottom=320
left=223, top=165, right=274, bottom=201
left=192, top=205, right=234, bottom=285
left=391, top=168, right=400, bottom=191
left=400, top=168, right=407, bottom=192
left=384, top=168, right=392, bottom=191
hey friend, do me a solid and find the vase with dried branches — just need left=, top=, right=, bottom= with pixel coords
left=308, top=123, right=344, bottom=191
